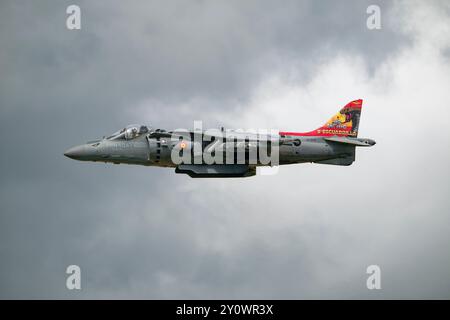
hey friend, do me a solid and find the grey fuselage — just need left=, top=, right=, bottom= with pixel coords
left=64, top=133, right=374, bottom=168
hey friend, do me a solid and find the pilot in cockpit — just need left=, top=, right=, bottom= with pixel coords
left=107, top=124, right=150, bottom=140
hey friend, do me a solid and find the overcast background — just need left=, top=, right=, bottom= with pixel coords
left=1, top=0, right=450, bottom=299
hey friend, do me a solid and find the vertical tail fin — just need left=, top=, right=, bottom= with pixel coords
left=312, top=99, right=363, bottom=137
left=279, top=99, right=363, bottom=137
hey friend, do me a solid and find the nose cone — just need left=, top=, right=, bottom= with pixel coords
left=64, top=144, right=98, bottom=160
left=64, top=145, right=86, bottom=160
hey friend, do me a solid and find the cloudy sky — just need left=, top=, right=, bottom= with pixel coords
left=1, top=0, right=450, bottom=299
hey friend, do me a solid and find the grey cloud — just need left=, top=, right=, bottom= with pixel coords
left=1, top=0, right=449, bottom=299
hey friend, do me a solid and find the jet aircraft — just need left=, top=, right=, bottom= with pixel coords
left=64, top=99, right=375, bottom=178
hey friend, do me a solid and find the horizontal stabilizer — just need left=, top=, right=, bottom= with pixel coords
left=324, top=136, right=376, bottom=147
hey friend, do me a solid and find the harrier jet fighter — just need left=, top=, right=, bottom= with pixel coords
left=64, top=99, right=375, bottom=178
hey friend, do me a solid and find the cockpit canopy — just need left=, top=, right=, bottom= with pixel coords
left=107, top=124, right=149, bottom=140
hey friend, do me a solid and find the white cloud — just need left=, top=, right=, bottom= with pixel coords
left=136, top=0, right=450, bottom=298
